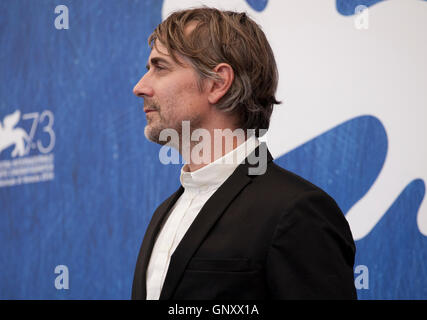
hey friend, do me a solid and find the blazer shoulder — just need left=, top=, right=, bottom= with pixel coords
left=263, top=161, right=355, bottom=249
left=253, top=160, right=335, bottom=202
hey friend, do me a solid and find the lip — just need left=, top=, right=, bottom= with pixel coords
left=144, top=109, right=157, bottom=113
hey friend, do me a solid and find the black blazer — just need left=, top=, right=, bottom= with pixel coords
left=132, top=143, right=357, bottom=299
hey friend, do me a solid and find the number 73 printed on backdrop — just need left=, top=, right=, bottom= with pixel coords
left=0, top=110, right=55, bottom=188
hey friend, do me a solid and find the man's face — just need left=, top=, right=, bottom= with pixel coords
left=133, top=40, right=209, bottom=145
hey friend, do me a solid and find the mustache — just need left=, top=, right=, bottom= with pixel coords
left=144, top=100, right=159, bottom=111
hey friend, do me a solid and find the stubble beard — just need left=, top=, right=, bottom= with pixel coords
left=144, top=106, right=203, bottom=152
left=144, top=111, right=167, bottom=145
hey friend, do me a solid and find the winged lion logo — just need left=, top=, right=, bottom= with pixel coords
left=0, top=110, right=30, bottom=158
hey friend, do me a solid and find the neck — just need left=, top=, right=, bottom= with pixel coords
left=181, top=127, right=248, bottom=172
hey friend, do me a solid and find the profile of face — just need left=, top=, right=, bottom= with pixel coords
left=133, top=40, right=209, bottom=146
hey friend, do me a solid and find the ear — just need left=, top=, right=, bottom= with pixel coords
left=207, top=63, right=234, bottom=105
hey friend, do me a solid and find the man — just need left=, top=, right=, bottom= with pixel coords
left=132, top=7, right=357, bottom=300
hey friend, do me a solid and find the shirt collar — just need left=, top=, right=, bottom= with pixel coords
left=179, top=134, right=260, bottom=190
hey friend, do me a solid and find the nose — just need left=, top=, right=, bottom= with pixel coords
left=133, top=73, right=154, bottom=98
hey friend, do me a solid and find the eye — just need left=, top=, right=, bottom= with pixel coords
left=154, top=65, right=165, bottom=71
left=145, top=65, right=164, bottom=72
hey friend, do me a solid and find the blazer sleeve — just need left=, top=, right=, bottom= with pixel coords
left=265, top=190, right=357, bottom=299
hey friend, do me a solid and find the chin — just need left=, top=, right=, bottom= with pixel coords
left=144, top=124, right=167, bottom=146
left=144, top=125, right=157, bottom=142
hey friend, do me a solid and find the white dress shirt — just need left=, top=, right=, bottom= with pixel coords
left=145, top=135, right=260, bottom=300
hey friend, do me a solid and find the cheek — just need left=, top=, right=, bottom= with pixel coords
left=157, top=73, right=203, bottom=115
left=180, top=81, right=205, bottom=109
left=164, top=86, right=195, bottom=111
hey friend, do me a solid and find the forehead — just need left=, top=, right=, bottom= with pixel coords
left=148, top=40, right=188, bottom=67
left=149, top=40, right=169, bottom=58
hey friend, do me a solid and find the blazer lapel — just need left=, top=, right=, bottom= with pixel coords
left=159, top=142, right=273, bottom=299
left=131, top=185, right=184, bottom=300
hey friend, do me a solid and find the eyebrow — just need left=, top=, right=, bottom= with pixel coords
left=145, top=57, right=172, bottom=70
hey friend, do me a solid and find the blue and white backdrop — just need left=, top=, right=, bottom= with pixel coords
left=1, top=0, right=426, bottom=299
